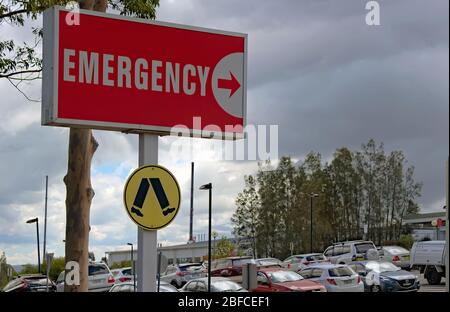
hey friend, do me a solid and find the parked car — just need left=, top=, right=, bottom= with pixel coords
left=210, top=256, right=256, bottom=277
left=298, top=263, right=364, bottom=292
left=378, top=246, right=410, bottom=269
left=2, top=274, right=56, bottom=292
left=254, top=258, right=283, bottom=268
left=323, top=240, right=379, bottom=264
left=111, top=267, right=134, bottom=283
left=349, top=261, right=420, bottom=292
left=410, top=240, right=446, bottom=285
left=56, top=262, right=115, bottom=292
left=252, top=267, right=326, bottom=292
left=283, top=253, right=329, bottom=271
left=109, top=281, right=178, bottom=292
left=181, top=277, right=247, bottom=292
left=160, top=263, right=207, bottom=288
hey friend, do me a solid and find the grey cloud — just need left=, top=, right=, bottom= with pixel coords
left=0, top=0, right=448, bottom=263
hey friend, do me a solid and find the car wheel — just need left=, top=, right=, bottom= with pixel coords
left=170, top=281, right=179, bottom=288
left=426, top=268, right=442, bottom=285
left=371, top=285, right=381, bottom=292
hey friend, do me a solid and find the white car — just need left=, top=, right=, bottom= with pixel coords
left=283, top=253, right=329, bottom=271
left=323, top=240, right=379, bottom=264
left=378, top=246, right=410, bottom=269
left=160, top=263, right=207, bottom=288
left=298, top=263, right=364, bottom=292
left=111, top=267, right=134, bottom=283
left=109, top=281, right=178, bottom=292
left=56, top=262, right=115, bottom=292
left=181, top=277, right=247, bottom=292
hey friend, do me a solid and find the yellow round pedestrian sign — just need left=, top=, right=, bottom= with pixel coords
left=123, top=165, right=181, bottom=230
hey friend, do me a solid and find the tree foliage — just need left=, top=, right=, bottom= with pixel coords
left=232, top=139, right=422, bottom=260
left=213, top=236, right=240, bottom=260
left=0, top=252, right=10, bottom=288
left=110, top=260, right=132, bottom=269
left=0, top=0, right=159, bottom=81
left=13, top=256, right=66, bottom=281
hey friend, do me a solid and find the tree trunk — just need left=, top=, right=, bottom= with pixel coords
left=63, top=1, right=105, bottom=292
left=64, top=128, right=98, bottom=292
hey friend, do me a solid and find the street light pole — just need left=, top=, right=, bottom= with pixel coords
left=127, top=243, right=136, bottom=292
left=309, top=193, right=319, bottom=253
left=43, top=175, right=48, bottom=266
left=26, top=218, right=40, bottom=273
left=200, top=183, right=212, bottom=292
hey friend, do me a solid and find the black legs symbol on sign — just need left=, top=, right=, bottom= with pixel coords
left=131, top=178, right=176, bottom=217
left=149, top=178, right=176, bottom=216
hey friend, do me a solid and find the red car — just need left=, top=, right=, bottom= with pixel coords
left=252, top=268, right=326, bottom=292
left=210, top=256, right=255, bottom=277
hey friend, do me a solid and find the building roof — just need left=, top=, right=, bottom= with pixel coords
left=403, top=211, right=446, bottom=224
left=106, top=238, right=237, bottom=255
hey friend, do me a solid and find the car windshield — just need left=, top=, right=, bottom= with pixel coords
left=268, top=270, right=303, bottom=283
left=180, top=264, right=203, bottom=271
left=366, top=262, right=401, bottom=273
left=306, top=254, right=326, bottom=261
left=211, top=280, right=243, bottom=292
left=355, top=243, right=376, bottom=253
left=328, top=267, right=354, bottom=277
left=257, top=258, right=282, bottom=266
left=88, top=264, right=109, bottom=276
left=384, top=246, right=409, bottom=254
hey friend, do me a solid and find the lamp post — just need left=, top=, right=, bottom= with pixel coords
left=127, top=243, right=136, bottom=292
left=199, top=182, right=212, bottom=292
left=26, top=218, right=41, bottom=273
left=309, top=193, right=319, bottom=253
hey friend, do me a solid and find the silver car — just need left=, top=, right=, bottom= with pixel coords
left=181, top=277, right=247, bottom=292
left=378, top=246, right=410, bottom=269
left=160, top=263, right=207, bottom=288
left=298, top=263, right=364, bottom=292
left=56, top=262, right=115, bottom=292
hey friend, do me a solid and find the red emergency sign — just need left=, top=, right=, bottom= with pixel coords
left=42, top=6, right=247, bottom=139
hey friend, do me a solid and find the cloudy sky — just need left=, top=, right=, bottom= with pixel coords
left=0, top=0, right=448, bottom=265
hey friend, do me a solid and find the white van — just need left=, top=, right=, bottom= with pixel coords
left=410, top=240, right=446, bottom=285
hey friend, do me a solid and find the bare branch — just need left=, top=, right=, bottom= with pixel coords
left=8, top=75, right=41, bottom=81
left=0, top=69, right=42, bottom=78
left=6, top=77, right=40, bottom=102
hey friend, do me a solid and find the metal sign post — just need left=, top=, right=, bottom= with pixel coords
left=137, top=134, right=158, bottom=292
left=157, top=251, right=162, bottom=292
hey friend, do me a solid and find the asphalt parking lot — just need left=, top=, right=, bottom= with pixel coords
left=412, top=271, right=447, bottom=292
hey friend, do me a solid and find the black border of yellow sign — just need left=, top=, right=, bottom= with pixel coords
left=123, top=164, right=181, bottom=230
